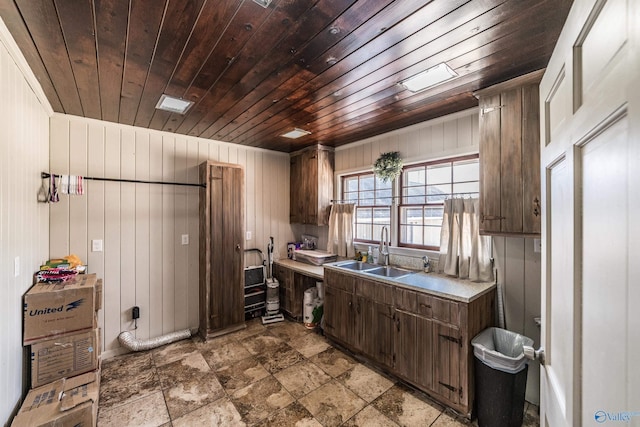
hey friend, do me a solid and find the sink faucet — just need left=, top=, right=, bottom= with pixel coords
left=379, top=226, right=390, bottom=266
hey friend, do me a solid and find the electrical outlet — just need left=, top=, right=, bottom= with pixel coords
left=246, top=231, right=252, bottom=240
left=92, top=239, right=103, bottom=252
left=181, top=234, right=189, bottom=245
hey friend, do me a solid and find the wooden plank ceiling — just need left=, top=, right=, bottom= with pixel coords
left=1, top=0, right=572, bottom=152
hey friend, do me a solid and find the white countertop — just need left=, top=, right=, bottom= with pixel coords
left=274, top=259, right=495, bottom=303
left=323, top=262, right=495, bottom=303
left=274, top=258, right=325, bottom=280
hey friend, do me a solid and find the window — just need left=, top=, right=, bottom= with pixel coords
left=399, top=155, right=479, bottom=250
left=343, top=173, right=392, bottom=242
left=341, top=155, right=479, bottom=249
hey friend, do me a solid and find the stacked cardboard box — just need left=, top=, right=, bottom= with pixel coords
left=13, top=274, right=103, bottom=427
left=12, top=371, right=100, bottom=427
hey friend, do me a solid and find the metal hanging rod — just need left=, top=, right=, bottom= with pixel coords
left=41, top=172, right=205, bottom=188
left=331, top=191, right=479, bottom=203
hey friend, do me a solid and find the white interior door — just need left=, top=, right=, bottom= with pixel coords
left=539, top=0, right=640, bottom=426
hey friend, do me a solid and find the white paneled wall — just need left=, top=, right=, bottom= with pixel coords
left=49, top=114, right=293, bottom=356
left=335, top=109, right=478, bottom=173
left=493, top=237, right=542, bottom=404
left=0, top=21, right=51, bottom=424
left=334, top=108, right=542, bottom=404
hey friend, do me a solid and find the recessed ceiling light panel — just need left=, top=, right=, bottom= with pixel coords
left=155, top=94, right=194, bottom=114
left=252, top=0, right=272, bottom=8
left=400, top=63, right=458, bottom=93
left=281, top=128, right=311, bottom=139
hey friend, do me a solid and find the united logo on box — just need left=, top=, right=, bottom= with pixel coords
left=23, top=274, right=99, bottom=345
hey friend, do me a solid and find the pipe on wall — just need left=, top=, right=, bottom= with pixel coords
left=118, top=329, right=192, bottom=352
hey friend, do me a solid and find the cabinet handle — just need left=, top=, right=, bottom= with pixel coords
left=481, top=214, right=506, bottom=223
left=480, top=105, right=505, bottom=116
left=348, top=301, right=352, bottom=308
left=438, top=381, right=459, bottom=393
left=236, top=244, right=241, bottom=251
left=419, top=303, right=431, bottom=309
left=438, top=333, right=462, bottom=346
left=533, top=197, right=540, bottom=217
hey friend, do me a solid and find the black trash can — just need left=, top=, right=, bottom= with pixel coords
left=471, top=327, right=534, bottom=427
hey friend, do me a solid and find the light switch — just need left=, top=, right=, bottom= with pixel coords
left=92, top=239, right=103, bottom=252
left=14, top=257, right=19, bottom=277
left=246, top=231, right=252, bottom=241
left=181, top=234, right=189, bottom=245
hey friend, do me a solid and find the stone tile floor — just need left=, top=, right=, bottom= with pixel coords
left=98, top=319, right=540, bottom=426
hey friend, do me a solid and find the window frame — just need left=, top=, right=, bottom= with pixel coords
left=398, top=154, right=479, bottom=251
left=342, top=171, right=392, bottom=245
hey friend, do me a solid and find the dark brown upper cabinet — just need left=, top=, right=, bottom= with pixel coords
left=289, top=145, right=334, bottom=226
left=475, top=70, right=543, bottom=236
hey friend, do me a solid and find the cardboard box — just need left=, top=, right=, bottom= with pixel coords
left=31, top=328, right=100, bottom=388
left=24, top=274, right=99, bottom=345
left=12, top=370, right=100, bottom=427
left=95, top=279, right=102, bottom=311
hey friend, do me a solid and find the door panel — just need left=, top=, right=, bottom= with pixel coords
left=543, top=157, right=575, bottom=425
left=580, top=116, right=629, bottom=422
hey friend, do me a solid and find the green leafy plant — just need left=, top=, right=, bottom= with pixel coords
left=373, top=151, right=403, bottom=182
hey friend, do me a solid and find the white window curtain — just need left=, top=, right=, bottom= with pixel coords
left=327, top=203, right=356, bottom=258
left=438, top=198, right=493, bottom=282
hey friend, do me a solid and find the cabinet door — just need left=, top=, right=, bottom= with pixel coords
left=521, top=84, right=541, bottom=234
left=302, top=150, right=318, bottom=224
left=394, top=311, right=434, bottom=391
left=478, top=74, right=541, bottom=236
left=316, top=149, right=334, bottom=225
left=361, top=300, right=394, bottom=368
left=432, top=323, right=462, bottom=404
left=289, top=147, right=334, bottom=225
left=415, top=316, right=434, bottom=391
left=500, top=88, right=524, bottom=233
left=394, top=310, right=417, bottom=381
left=324, top=286, right=353, bottom=344
left=273, top=264, right=293, bottom=315
left=289, top=155, right=303, bottom=223
left=479, top=93, right=502, bottom=234
left=209, top=164, right=244, bottom=330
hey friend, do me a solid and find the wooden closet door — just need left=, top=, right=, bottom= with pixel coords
left=210, top=165, right=244, bottom=330
left=205, top=162, right=244, bottom=334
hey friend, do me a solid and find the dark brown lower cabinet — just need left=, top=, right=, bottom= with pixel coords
left=433, top=322, right=462, bottom=406
left=273, top=264, right=293, bottom=316
left=393, top=310, right=419, bottom=382
left=324, top=269, right=495, bottom=418
left=367, top=300, right=395, bottom=368
left=273, top=263, right=322, bottom=320
left=324, top=286, right=355, bottom=344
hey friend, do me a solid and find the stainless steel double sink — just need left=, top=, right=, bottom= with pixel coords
left=335, top=261, right=414, bottom=279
